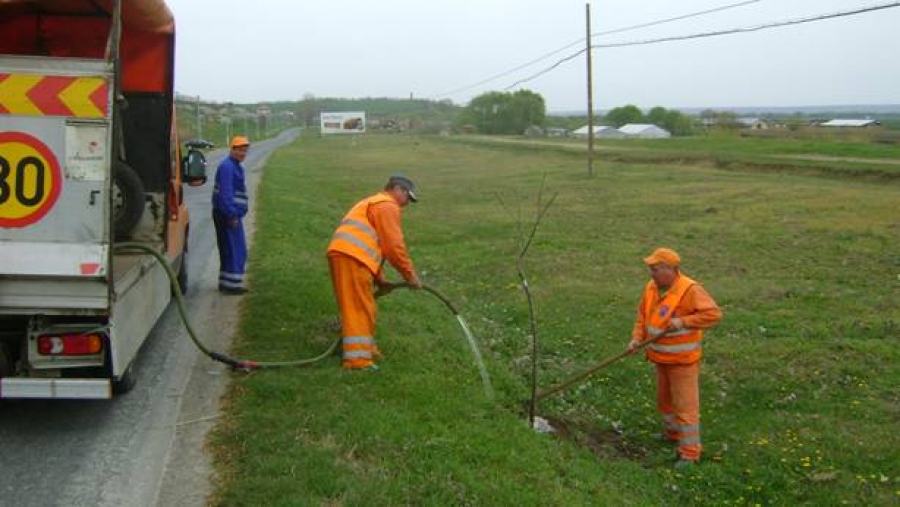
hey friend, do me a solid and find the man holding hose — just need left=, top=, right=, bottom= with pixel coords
left=628, top=247, right=721, bottom=469
left=327, top=175, right=423, bottom=371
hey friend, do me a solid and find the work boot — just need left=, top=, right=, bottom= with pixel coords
left=219, top=286, right=248, bottom=295
left=345, top=363, right=379, bottom=372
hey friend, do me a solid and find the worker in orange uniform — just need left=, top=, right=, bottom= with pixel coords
left=327, top=175, right=423, bottom=371
left=627, top=247, right=721, bottom=469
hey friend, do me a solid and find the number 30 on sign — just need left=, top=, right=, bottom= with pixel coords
left=0, top=132, right=63, bottom=228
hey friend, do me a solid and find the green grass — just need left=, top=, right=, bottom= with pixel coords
left=594, top=134, right=900, bottom=159
left=211, top=132, right=900, bottom=505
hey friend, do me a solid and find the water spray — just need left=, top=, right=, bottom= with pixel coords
left=376, top=281, right=494, bottom=400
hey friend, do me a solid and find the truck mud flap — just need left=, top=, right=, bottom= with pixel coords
left=0, top=378, right=111, bottom=399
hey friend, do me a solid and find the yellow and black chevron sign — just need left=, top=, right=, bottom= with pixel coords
left=0, top=73, right=109, bottom=118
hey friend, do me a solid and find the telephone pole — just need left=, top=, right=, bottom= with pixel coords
left=585, top=2, right=595, bottom=178
left=195, top=95, right=202, bottom=140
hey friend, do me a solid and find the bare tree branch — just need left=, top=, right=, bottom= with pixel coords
left=505, top=175, right=558, bottom=426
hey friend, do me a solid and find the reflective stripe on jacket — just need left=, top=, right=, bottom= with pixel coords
left=640, top=274, right=704, bottom=364
left=327, top=193, right=394, bottom=274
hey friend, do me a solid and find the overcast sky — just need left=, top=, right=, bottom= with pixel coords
left=166, top=0, right=900, bottom=112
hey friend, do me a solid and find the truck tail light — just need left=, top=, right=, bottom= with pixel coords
left=37, top=333, right=103, bottom=356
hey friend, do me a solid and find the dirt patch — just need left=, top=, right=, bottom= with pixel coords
left=541, top=414, right=652, bottom=465
left=781, top=154, right=900, bottom=166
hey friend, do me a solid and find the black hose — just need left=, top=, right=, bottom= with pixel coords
left=114, top=242, right=337, bottom=371
left=377, top=282, right=458, bottom=314
left=113, top=243, right=465, bottom=372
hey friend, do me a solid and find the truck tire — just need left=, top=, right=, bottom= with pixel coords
left=113, top=162, right=145, bottom=239
left=0, top=343, right=13, bottom=377
left=112, top=362, right=137, bottom=395
left=176, top=250, right=189, bottom=295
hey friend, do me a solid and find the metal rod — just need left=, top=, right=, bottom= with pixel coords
left=585, top=2, right=595, bottom=178
left=536, top=334, right=664, bottom=402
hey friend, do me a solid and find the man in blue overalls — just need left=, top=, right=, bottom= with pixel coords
left=212, top=136, right=250, bottom=294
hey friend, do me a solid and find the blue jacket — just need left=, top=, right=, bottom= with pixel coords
left=212, top=155, right=248, bottom=219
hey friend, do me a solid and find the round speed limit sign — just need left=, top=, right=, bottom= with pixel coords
left=0, top=132, right=63, bottom=228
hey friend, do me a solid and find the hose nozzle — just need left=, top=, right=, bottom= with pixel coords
left=209, top=351, right=260, bottom=372
left=374, top=281, right=401, bottom=298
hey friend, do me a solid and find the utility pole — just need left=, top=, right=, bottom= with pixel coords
left=223, top=116, right=231, bottom=147
left=195, top=95, right=202, bottom=140
left=585, top=2, right=595, bottom=178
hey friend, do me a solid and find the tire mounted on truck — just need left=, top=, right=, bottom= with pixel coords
left=113, top=161, right=145, bottom=238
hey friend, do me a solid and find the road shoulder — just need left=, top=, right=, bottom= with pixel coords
left=155, top=138, right=274, bottom=506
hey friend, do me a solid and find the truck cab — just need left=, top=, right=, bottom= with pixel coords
left=0, top=0, right=192, bottom=398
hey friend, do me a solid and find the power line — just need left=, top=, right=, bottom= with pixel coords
left=504, top=1, right=900, bottom=91
left=591, top=0, right=761, bottom=38
left=429, top=0, right=762, bottom=100
left=595, top=1, right=900, bottom=49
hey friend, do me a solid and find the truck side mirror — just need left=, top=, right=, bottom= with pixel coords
left=182, top=149, right=207, bottom=186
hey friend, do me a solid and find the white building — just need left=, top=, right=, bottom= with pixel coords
left=820, top=119, right=880, bottom=128
left=618, top=123, right=671, bottom=138
left=737, top=117, right=770, bottom=130
left=571, top=125, right=624, bottom=139
left=546, top=127, right=568, bottom=137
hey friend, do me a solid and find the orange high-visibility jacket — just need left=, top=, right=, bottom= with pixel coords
left=327, top=192, right=415, bottom=281
left=632, top=274, right=721, bottom=364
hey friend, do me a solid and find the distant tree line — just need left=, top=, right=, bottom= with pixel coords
left=605, top=104, right=696, bottom=136
left=519, top=101, right=699, bottom=136
left=177, top=91, right=900, bottom=140
left=456, top=95, right=700, bottom=136
left=458, top=90, right=546, bottom=135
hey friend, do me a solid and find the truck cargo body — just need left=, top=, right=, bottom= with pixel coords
left=0, top=0, right=189, bottom=399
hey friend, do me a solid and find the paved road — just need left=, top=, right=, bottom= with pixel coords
left=0, top=128, right=299, bottom=507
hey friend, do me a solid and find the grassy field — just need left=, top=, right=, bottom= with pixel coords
left=210, top=132, right=900, bottom=505
left=450, top=134, right=900, bottom=181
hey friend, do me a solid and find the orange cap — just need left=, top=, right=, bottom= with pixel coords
left=230, top=136, right=250, bottom=148
left=643, top=247, right=680, bottom=267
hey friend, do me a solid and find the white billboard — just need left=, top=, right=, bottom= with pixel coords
left=320, top=111, right=366, bottom=135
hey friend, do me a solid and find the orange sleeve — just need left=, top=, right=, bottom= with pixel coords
left=631, top=289, right=649, bottom=341
left=368, top=201, right=416, bottom=282
left=677, top=284, right=722, bottom=330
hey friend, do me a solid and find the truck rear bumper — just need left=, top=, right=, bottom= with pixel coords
left=0, top=378, right=111, bottom=399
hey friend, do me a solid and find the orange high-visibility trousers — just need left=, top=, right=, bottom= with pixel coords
left=328, top=253, right=377, bottom=369
left=656, top=361, right=702, bottom=461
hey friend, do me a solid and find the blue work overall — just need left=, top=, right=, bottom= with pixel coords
left=212, top=155, right=248, bottom=290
